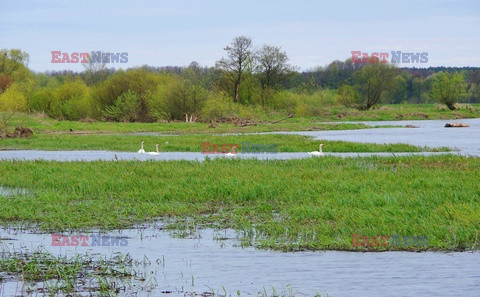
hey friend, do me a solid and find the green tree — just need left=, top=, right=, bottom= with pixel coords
left=431, top=72, right=466, bottom=110
left=384, top=75, right=408, bottom=104
left=0, top=49, right=33, bottom=84
left=0, top=49, right=29, bottom=73
left=355, top=63, right=397, bottom=110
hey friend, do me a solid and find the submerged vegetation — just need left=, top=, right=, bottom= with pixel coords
left=0, top=249, right=153, bottom=295
left=0, top=156, right=478, bottom=251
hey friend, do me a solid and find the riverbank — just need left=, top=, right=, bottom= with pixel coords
left=3, top=104, right=479, bottom=135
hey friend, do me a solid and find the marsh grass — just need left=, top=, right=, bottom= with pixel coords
left=0, top=250, right=142, bottom=295
left=0, top=156, right=478, bottom=251
left=0, top=133, right=448, bottom=153
left=4, top=104, right=479, bottom=134
left=3, top=112, right=375, bottom=134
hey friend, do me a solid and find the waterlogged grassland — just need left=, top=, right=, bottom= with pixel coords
left=0, top=250, right=149, bottom=295
left=0, top=133, right=448, bottom=153
left=0, top=156, right=478, bottom=251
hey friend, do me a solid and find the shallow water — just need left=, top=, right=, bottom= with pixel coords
left=298, top=118, right=480, bottom=156
left=0, top=225, right=479, bottom=297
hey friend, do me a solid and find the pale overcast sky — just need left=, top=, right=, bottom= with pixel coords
left=1, top=0, right=479, bottom=72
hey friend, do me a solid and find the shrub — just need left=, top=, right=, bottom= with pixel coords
left=337, top=84, right=360, bottom=107
left=201, top=92, right=237, bottom=120
left=271, top=91, right=300, bottom=111
left=29, top=88, right=55, bottom=113
left=0, top=84, right=27, bottom=112
left=50, top=80, right=97, bottom=120
left=103, top=90, right=141, bottom=122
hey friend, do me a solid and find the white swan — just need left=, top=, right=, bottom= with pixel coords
left=138, top=141, right=145, bottom=154
left=146, top=144, right=160, bottom=155
left=308, top=144, right=324, bottom=157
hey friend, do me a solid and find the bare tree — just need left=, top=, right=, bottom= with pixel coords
left=82, top=51, right=110, bottom=85
left=216, top=36, right=254, bottom=103
left=256, top=45, right=293, bottom=105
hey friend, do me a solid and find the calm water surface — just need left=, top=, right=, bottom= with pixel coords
left=0, top=226, right=478, bottom=297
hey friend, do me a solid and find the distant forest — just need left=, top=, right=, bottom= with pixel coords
left=1, top=36, right=479, bottom=122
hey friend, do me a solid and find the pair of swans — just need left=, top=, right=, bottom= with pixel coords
left=139, top=141, right=324, bottom=156
left=308, top=143, right=324, bottom=157
left=138, top=142, right=160, bottom=155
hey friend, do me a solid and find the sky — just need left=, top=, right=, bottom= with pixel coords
left=1, top=0, right=479, bottom=72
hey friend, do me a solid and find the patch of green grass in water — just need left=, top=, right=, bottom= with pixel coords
left=0, top=133, right=449, bottom=153
left=0, top=250, right=140, bottom=294
left=0, top=155, right=478, bottom=251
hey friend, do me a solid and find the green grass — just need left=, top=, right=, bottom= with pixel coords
left=0, top=133, right=448, bottom=152
left=4, top=104, right=479, bottom=135
left=0, top=156, right=478, bottom=251
left=325, top=103, right=480, bottom=121
left=3, top=112, right=381, bottom=134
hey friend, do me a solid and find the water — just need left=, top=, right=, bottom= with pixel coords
left=293, top=118, right=480, bottom=156
left=0, top=225, right=479, bottom=297
left=323, top=118, right=480, bottom=129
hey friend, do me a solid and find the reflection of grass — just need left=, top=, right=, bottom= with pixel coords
left=0, top=133, right=449, bottom=152
left=0, top=155, right=478, bottom=251
left=0, top=250, right=139, bottom=295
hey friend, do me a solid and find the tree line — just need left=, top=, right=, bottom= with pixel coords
left=1, top=36, right=479, bottom=123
